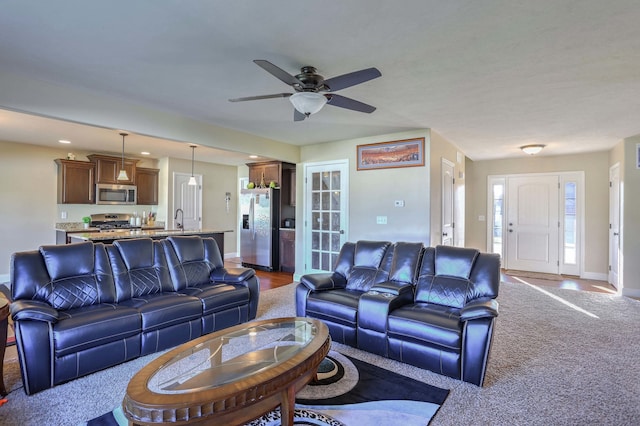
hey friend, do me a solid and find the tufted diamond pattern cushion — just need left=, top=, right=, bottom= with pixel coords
left=128, top=268, right=163, bottom=297
left=345, top=241, right=391, bottom=292
left=415, top=275, right=472, bottom=309
left=44, top=275, right=101, bottom=310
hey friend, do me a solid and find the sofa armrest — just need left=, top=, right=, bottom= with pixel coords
left=460, top=298, right=499, bottom=321
left=11, top=300, right=59, bottom=323
left=210, top=267, right=256, bottom=284
left=369, top=281, right=414, bottom=297
left=299, top=273, right=347, bottom=291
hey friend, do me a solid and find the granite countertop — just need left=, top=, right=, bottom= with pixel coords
left=68, top=228, right=233, bottom=241
left=55, top=222, right=166, bottom=232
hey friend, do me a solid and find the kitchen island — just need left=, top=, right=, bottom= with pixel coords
left=68, top=229, right=232, bottom=255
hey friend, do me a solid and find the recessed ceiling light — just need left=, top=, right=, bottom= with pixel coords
left=141, top=151, right=150, bottom=155
left=249, top=155, right=258, bottom=159
left=58, top=139, right=71, bottom=144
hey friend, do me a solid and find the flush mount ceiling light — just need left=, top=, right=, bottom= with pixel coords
left=289, top=92, right=327, bottom=117
left=117, top=132, right=129, bottom=181
left=520, top=144, right=546, bottom=155
left=188, top=145, right=197, bottom=186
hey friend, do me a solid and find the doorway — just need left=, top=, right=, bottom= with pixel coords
left=172, top=172, right=202, bottom=230
left=488, top=172, right=583, bottom=275
left=441, top=158, right=455, bottom=246
left=608, top=163, right=621, bottom=290
left=303, top=160, right=349, bottom=274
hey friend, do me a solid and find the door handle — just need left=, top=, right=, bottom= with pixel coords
left=613, top=232, right=619, bottom=236
left=443, top=232, right=448, bottom=236
left=509, top=229, right=513, bottom=233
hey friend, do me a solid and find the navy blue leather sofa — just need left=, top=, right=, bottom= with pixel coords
left=296, top=241, right=500, bottom=386
left=10, top=235, right=259, bottom=395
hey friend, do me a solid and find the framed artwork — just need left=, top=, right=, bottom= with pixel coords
left=357, top=137, right=425, bottom=170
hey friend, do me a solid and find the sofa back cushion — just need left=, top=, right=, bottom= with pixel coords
left=13, top=242, right=116, bottom=310
left=106, top=238, right=173, bottom=301
left=344, top=241, right=392, bottom=292
left=163, top=236, right=222, bottom=290
left=388, top=242, right=424, bottom=284
left=415, top=245, right=482, bottom=308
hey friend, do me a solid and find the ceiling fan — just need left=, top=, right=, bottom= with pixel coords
left=229, top=60, right=382, bottom=121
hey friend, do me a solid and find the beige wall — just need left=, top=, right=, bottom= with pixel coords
left=0, top=140, right=240, bottom=279
left=300, top=130, right=432, bottom=247
left=465, top=151, right=610, bottom=277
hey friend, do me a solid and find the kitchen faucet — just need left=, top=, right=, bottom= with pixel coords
left=174, top=208, right=184, bottom=230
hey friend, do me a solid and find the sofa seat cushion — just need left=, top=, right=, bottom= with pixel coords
left=120, top=293, right=202, bottom=333
left=180, top=284, right=250, bottom=314
left=388, top=303, right=462, bottom=350
left=305, top=289, right=361, bottom=326
left=54, top=304, right=141, bottom=357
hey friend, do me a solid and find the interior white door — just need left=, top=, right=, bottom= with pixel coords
left=609, top=164, right=621, bottom=289
left=304, top=161, right=349, bottom=273
left=506, top=175, right=559, bottom=273
left=441, top=158, right=455, bottom=246
left=173, top=172, right=202, bottom=230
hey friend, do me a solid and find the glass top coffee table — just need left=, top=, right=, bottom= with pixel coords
left=123, top=317, right=330, bottom=426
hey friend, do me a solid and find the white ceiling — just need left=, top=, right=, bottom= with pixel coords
left=1, top=1, right=639, bottom=163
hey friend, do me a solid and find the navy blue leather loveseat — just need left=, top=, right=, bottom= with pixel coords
left=10, top=235, right=259, bottom=395
left=296, top=241, right=500, bottom=386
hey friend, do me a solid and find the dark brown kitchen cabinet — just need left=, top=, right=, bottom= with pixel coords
left=87, top=154, right=138, bottom=185
left=247, top=161, right=281, bottom=187
left=54, top=159, right=95, bottom=204
left=136, top=167, right=159, bottom=205
left=279, top=229, right=295, bottom=272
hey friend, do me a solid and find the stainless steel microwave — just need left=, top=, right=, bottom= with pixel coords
left=96, top=184, right=137, bottom=205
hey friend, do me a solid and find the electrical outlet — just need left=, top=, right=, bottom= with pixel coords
left=61, top=211, right=67, bottom=219
left=478, top=215, right=485, bottom=221
left=376, top=216, right=387, bottom=225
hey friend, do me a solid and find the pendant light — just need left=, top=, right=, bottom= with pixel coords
left=188, top=145, right=197, bottom=186
left=117, top=132, right=129, bottom=181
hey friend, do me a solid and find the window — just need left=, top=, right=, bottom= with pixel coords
left=564, top=182, right=577, bottom=265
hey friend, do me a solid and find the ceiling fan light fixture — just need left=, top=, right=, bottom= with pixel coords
left=117, top=132, right=129, bottom=181
left=520, top=144, right=545, bottom=155
left=289, top=92, right=327, bottom=116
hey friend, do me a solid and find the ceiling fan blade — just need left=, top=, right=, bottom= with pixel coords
left=293, top=109, right=306, bottom=122
left=229, top=93, right=292, bottom=102
left=325, top=94, right=376, bottom=113
left=254, top=60, right=302, bottom=87
left=323, top=67, right=382, bottom=92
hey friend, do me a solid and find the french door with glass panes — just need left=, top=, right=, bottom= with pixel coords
left=304, top=160, right=349, bottom=273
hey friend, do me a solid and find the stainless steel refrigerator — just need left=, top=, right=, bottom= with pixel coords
left=240, top=188, right=280, bottom=271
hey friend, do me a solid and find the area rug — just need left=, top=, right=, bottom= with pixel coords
left=86, top=351, right=449, bottom=426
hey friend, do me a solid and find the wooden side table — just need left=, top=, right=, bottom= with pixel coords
left=0, top=295, right=9, bottom=396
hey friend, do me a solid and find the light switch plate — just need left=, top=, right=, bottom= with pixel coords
left=394, top=200, right=405, bottom=207
left=376, top=216, right=387, bottom=224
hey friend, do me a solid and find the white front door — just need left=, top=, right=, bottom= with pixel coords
left=506, top=175, right=559, bottom=273
left=304, top=160, right=349, bottom=273
left=609, top=163, right=621, bottom=289
left=441, top=158, right=455, bottom=246
left=173, top=172, right=202, bottom=230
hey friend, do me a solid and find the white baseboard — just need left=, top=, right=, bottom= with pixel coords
left=581, top=272, right=608, bottom=281
left=293, top=273, right=302, bottom=282
left=622, top=287, right=640, bottom=298
left=224, top=252, right=238, bottom=259
left=0, top=274, right=9, bottom=285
